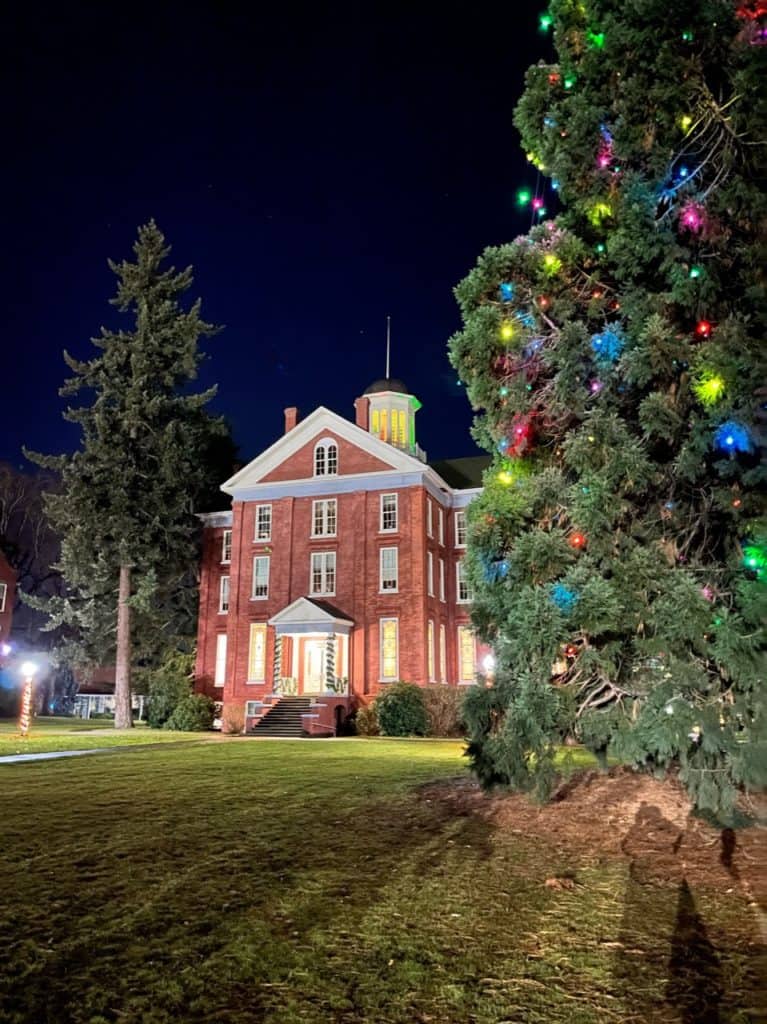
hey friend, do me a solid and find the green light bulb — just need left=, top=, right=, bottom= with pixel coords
left=516, top=188, right=532, bottom=206
left=539, top=13, right=553, bottom=30
left=689, top=266, right=702, bottom=279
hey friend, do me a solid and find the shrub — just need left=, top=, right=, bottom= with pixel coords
left=354, top=703, right=379, bottom=737
left=145, top=651, right=194, bottom=728
left=376, top=682, right=428, bottom=737
left=165, top=694, right=214, bottom=732
left=422, top=685, right=465, bottom=737
left=221, top=703, right=245, bottom=735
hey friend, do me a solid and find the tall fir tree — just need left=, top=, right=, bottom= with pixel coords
left=449, top=0, right=766, bottom=819
left=27, top=221, right=234, bottom=727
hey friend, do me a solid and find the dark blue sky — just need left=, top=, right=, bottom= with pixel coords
left=3, top=3, right=546, bottom=469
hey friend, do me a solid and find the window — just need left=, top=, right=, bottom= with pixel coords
left=314, top=441, right=338, bottom=476
left=221, top=529, right=232, bottom=563
left=248, top=623, right=267, bottom=682
left=428, top=620, right=435, bottom=681
left=312, top=499, right=337, bottom=537
left=458, top=626, right=476, bottom=683
left=439, top=624, right=447, bottom=683
left=380, top=409, right=388, bottom=441
left=380, top=617, right=398, bottom=680
left=214, top=634, right=227, bottom=687
left=0, top=582, right=6, bottom=613
left=252, top=556, right=270, bottom=599
left=255, top=505, right=272, bottom=541
left=246, top=700, right=261, bottom=717
left=310, top=552, right=336, bottom=595
left=380, top=547, right=398, bottom=592
left=397, top=410, right=407, bottom=447
left=427, top=551, right=434, bottom=597
left=457, top=560, right=472, bottom=603
left=380, top=493, right=398, bottom=532
left=219, top=575, right=230, bottom=614
left=455, top=509, right=467, bottom=547
left=438, top=507, right=444, bottom=546
left=439, top=559, right=445, bottom=602
left=371, top=409, right=380, bottom=435
left=426, top=498, right=433, bottom=538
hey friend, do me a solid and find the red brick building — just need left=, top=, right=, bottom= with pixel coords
left=0, top=550, right=17, bottom=652
left=194, top=379, right=489, bottom=733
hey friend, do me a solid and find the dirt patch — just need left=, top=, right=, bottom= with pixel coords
left=420, top=768, right=767, bottom=910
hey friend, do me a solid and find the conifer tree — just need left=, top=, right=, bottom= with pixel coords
left=27, top=222, right=232, bottom=727
left=449, top=0, right=766, bottom=818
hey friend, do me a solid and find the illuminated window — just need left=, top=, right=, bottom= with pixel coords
left=310, top=552, right=336, bottom=595
left=248, top=623, right=267, bottom=682
left=455, top=510, right=467, bottom=547
left=312, top=499, right=337, bottom=537
left=398, top=410, right=406, bottom=447
left=252, top=556, right=270, bottom=599
left=458, top=626, right=476, bottom=683
left=457, top=560, right=472, bottom=603
left=380, top=493, right=398, bottom=532
left=221, top=529, right=232, bottom=563
left=380, top=409, right=388, bottom=442
left=428, top=620, right=435, bottom=681
left=439, top=624, right=447, bottom=682
left=439, top=559, right=445, bottom=602
left=219, top=575, right=230, bottom=613
left=214, top=634, right=227, bottom=687
left=380, top=547, right=398, bottom=592
left=255, top=505, right=272, bottom=541
left=380, top=617, right=398, bottom=680
left=371, top=410, right=380, bottom=435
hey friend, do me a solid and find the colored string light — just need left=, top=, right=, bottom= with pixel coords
left=693, top=373, right=725, bottom=406
left=695, top=319, right=712, bottom=338
left=713, top=421, right=753, bottom=454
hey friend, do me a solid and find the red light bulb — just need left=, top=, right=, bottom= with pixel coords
left=569, top=532, right=586, bottom=549
left=695, top=320, right=712, bottom=338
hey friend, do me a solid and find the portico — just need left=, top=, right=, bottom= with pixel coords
left=268, top=597, right=353, bottom=697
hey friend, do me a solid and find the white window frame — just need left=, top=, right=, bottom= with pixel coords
left=438, top=507, right=444, bottom=546
left=245, top=700, right=260, bottom=717
left=247, top=623, right=267, bottom=683
left=312, top=498, right=337, bottom=538
left=380, top=493, right=398, bottom=533
left=255, top=505, right=272, bottom=542
left=457, top=560, right=472, bottom=604
left=439, top=624, right=447, bottom=683
left=0, top=582, right=6, bottom=613
left=214, top=633, right=227, bottom=687
left=427, top=551, right=434, bottom=597
left=379, top=617, right=399, bottom=681
left=379, top=547, right=398, bottom=593
left=252, top=556, right=270, bottom=600
left=219, top=575, right=230, bottom=614
left=439, top=559, right=445, bottom=602
left=455, top=509, right=467, bottom=548
left=310, top=551, right=336, bottom=596
left=426, top=497, right=433, bottom=538
left=428, top=620, right=435, bottom=681
left=314, top=439, right=339, bottom=477
left=457, top=625, right=476, bottom=684
left=221, top=529, right=232, bottom=564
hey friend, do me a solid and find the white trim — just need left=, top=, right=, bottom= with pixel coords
left=457, top=625, right=476, bottom=683
left=456, top=559, right=471, bottom=604
left=214, top=633, right=227, bottom=687
left=311, top=498, right=337, bottom=538
left=439, top=623, right=447, bottom=683
left=221, top=529, right=232, bottom=564
left=199, top=510, right=233, bottom=527
left=427, top=551, right=434, bottom=597
left=309, top=551, right=336, bottom=597
left=426, top=497, right=433, bottom=538
left=427, top=619, right=435, bottom=681
left=245, top=700, right=261, bottom=717
left=379, top=546, right=398, bottom=593
left=0, top=582, right=6, bottom=614
left=439, top=558, right=445, bottom=602
left=438, top=507, right=444, bottom=546
left=379, top=616, right=399, bottom=681
left=314, top=437, right=339, bottom=478
left=268, top=596, right=353, bottom=632
left=247, top=622, right=267, bottom=683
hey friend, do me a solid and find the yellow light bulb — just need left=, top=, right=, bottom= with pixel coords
left=500, top=322, right=515, bottom=341
left=543, top=253, right=562, bottom=275
left=679, top=114, right=693, bottom=133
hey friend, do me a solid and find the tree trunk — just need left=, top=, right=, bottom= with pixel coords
left=114, top=563, right=133, bottom=729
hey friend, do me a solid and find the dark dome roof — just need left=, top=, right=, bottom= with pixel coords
left=363, top=377, right=410, bottom=396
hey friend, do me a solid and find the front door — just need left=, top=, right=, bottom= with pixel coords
left=303, top=640, right=325, bottom=694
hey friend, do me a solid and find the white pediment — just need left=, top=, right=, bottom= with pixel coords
left=268, top=596, right=354, bottom=634
left=221, top=406, right=426, bottom=496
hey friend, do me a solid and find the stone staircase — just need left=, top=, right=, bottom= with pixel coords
left=250, top=696, right=313, bottom=737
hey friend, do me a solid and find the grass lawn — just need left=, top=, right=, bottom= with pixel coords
left=0, top=716, right=209, bottom=757
left=0, top=740, right=761, bottom=1023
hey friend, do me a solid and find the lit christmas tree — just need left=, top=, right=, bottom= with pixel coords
left=449, top=0, right=766, bottom=818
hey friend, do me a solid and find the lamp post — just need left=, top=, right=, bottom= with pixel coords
left=18, top=661, right=38, bottom=737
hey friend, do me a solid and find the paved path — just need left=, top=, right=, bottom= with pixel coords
left=0, top=748, right=109, bottom=764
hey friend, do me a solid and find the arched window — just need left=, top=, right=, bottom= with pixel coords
left=314, top=440, right=338, bottom=477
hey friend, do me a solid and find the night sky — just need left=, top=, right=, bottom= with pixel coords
left=3, top=3, right=547, bottom=474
